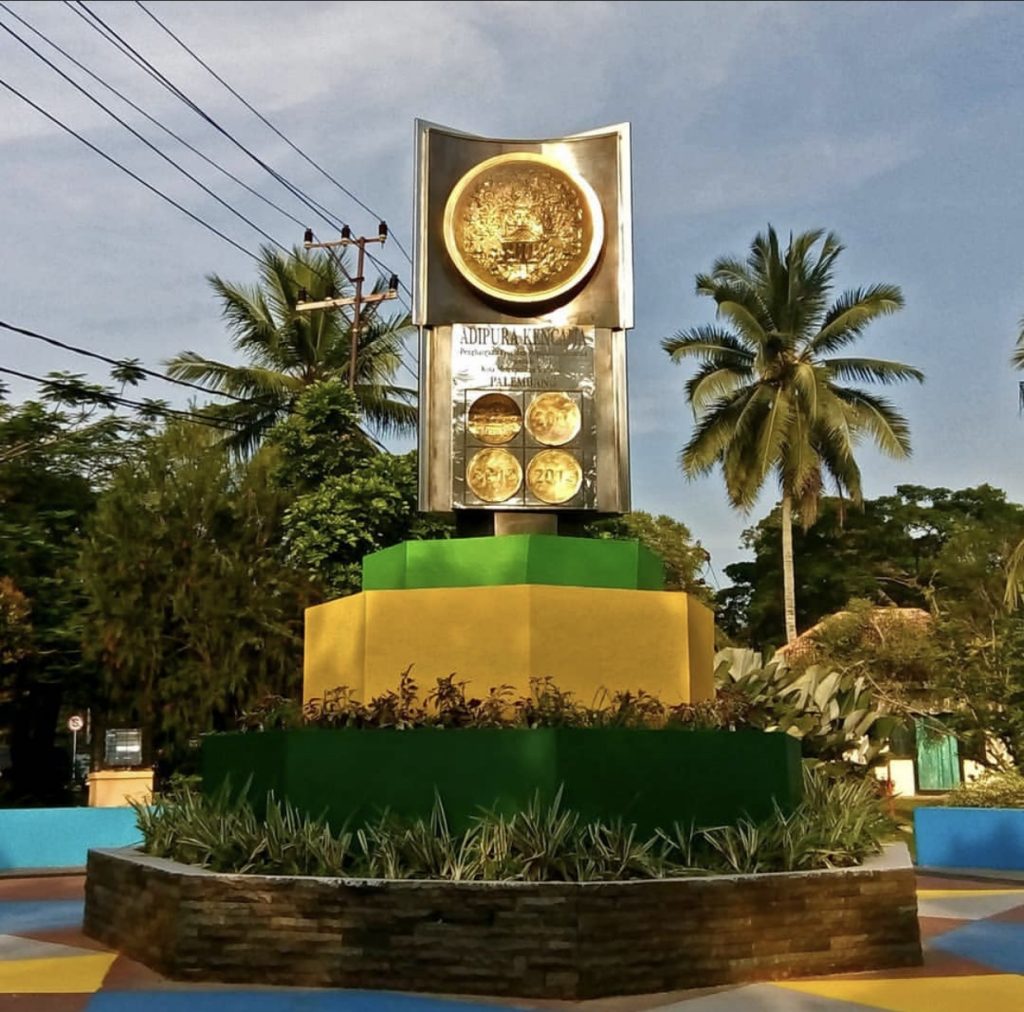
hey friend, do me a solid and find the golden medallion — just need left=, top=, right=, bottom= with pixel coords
left=443, top=152, right=604, bottom=303
left=525, top=392, right=581, bottom=446
left=466, top=448, right=522, bottom=503
left=527, top=449, right=583, bottom=505
left=467, top=392, right=522, bottom=445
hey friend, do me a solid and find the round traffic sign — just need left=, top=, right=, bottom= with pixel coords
left=67, top=715, right=84, bottom=732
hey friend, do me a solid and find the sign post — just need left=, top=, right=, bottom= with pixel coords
left=67, top=714, right=84, bottom=778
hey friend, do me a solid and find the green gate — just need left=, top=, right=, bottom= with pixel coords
left=915, top=718, right=961, bottom=791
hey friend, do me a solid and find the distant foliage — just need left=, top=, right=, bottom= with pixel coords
left=267, top=380, right=450, bottom=596
left=133, top=767, right=891, bottom=880
left=944, top=770, right=1024, bottom=809
left=586, top=512, right=713, bottom=602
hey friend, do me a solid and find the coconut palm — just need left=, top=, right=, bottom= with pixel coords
left=663, top=227, right=922, bottom=643
left=166, top=245, right=416, bottom=454
left=1004, top=317, right=1024, bottom=608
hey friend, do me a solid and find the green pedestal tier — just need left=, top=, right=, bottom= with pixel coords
left=362, top=534, right=665, bottom=591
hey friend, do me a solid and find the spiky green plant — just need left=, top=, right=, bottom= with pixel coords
left=134, top=768, right=891, bottom=881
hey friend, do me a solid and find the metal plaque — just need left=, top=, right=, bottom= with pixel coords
left=443, top=153, right=605, bottom=304
left=414, top=120, right=633, bottom=329
left=451, top=323, right=596, bottom=510
left=415, top=121, right=632, bottom=516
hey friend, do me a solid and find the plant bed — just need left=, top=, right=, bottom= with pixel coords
left=83, top=843, right=921, bottom=1000
left=201, top=726, right=803, bottom=834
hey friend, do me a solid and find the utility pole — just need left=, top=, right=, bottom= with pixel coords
left=297, top=222, right=399, bottom=389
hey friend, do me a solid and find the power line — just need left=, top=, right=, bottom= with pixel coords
left=66, top=1, right=351, bottom=239
left=0, top=1, right=308, bottom=233
left=6, top=8, right=389, bottom=316
left=0, top=75, right=259, bottom=263
left=0, top=320, right=257, bottom=404
left=0, top=365, right=240, bottom=431
left=64, top=0, right=400, bottom=299
left=62, top=2, right=413, bottom=346
left=134, top=0, right=414, bottom=267
left=0, top=15, right=290, bottom=257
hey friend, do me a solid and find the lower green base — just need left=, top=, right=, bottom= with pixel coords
left=201, top=728, right=802, bottom=835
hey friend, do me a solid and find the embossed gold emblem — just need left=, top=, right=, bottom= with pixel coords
left=443, top=152, right=604, bottom=303
left=527, top=449, right=583, bottom=505
left=525, top=392, right=581, bottom=446
left=467, top=448, right=522, bottom=503
left=467, top=392, right=522, bottom=445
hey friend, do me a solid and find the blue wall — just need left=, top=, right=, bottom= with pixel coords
left=915, top=806, right=1024, bottom=871
left=0, top=808, right=141, bottom=870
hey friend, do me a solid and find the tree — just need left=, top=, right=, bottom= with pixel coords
left=1003, top=316, right=1024, bottom=607
left=166, top=245, right=417, bottom=454
left=723, top=485, right=1024, bottom=651
left=586, top=512, right=713, bottom=602
left=0, top=375, right=146, bottom=802
left=268, top=380, right=450, bottom=596
left=664, top=226, right=922, bottom=642
left=76, top=423, right=318, bottom=768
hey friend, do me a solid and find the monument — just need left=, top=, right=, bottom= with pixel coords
left=303, top=122, right=713, bottom=705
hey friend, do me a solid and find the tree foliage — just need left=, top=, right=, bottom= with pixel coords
left=76, top=423, right=318, bottom=767
left=0, top=379, right=148, bottom=802
left=721, top=484, right=1024, bottom=650
left=587, top=512, right=713, bottom=601
left=721, top=484, right=1024, bottom=767
left=665, top=226, right=920, bottom=641
left=166, top=245, right=416, bottom=453
left=268, top=379, right=449, bottom=597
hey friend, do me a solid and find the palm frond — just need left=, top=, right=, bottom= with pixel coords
left=662, top=326, right=755, bottom=362
left=822, top=357, right=923, bottom=386
left=685, top=361, right=753, bottom=414
left=1011, top=318, right=1024, bottom=370
left=831, top=386, right=913, bottom=458
left=807, top=285, right=904, bottom=355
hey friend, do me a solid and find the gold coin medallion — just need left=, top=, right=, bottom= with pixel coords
left=443, top=152, right=605, bottom=303
left=466, top=448, right=522, bottom=503
left=467, top=392, right=522, bottom=445
left=525, top=392, right=581, bottom=446
left=527, top=449, right=583, bottom=505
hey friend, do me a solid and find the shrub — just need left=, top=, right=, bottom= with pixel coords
left=242, top=669, right=755, bottom=733
left=943, top=769, right=1024, bottom=809
left=132, top=768, right=891, bottom=881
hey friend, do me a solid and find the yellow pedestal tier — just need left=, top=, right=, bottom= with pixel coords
left=304, top=585, right=714, bottom=706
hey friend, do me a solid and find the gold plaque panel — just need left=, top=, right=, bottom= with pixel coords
left=466, top=447, right=523, bottom=503
left=467, top=392, right=522, bottom=445
left=527, top=449, right=583, bottom=505
left=525, top=392, right=581, bottom=446
left=443, top=153, right=604, bottom=304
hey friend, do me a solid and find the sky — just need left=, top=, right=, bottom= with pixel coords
left=1, top=0, right=1023, bottom=584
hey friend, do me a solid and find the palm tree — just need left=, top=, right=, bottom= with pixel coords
left=166, top=245, right=417, bottom=454
left=663, top=227, right=923, bottom=643
left=1004, top=317, right=1024, bottom=608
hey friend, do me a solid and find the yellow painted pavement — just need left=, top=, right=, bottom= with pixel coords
left=0, top=951, right=117, bottom=993
left=777, top=975, right=1024, bottom=1012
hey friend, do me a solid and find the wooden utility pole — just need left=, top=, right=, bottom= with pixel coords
left=297, top=223, right=398, bottom=390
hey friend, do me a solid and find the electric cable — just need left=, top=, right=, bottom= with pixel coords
left=0, top=75, right=259, bottom=263
left=134, top=0, right=414, bottom=266
left=0, top=365, right=241, bottom=431
left=66, top=1, right=352, bottom=239
left=0, top=1, right=308, bottom=233
left=0, top=320, right=258, bottom=404
left=0, top=16, right=292, bottom=256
